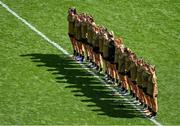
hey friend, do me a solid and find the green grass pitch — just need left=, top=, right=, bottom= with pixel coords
left=0, top=0, right=179, bottom=125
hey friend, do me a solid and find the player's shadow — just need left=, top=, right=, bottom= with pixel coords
left=20, top=53, right=144, bottom=118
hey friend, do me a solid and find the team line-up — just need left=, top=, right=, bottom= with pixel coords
left=67, top=7, right=158, bottom=118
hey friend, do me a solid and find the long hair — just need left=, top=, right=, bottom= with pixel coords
left=115, top=37, right=123, bottom=46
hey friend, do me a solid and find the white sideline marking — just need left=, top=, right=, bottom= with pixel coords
left=0, top=1, right=162, bottom=126
left=0, top=1, right=69, bottom=56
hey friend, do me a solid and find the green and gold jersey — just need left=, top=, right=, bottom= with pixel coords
left=81, top=20, right=87, bottom=39
left=114, top=47, right=119, bottom=63
left=137, top=65, right=143, bottom=86
left=147, top=73, right=158, bottom=97
left=129, top=61, right=137, bottom=81
left=67, top=14, right=75, bottom=35
left=74, top=19, right=81, bottom=40
left=125, top=53, right=131, bottom=71
left=118, top=53, right=126, bottom=73
left=99, top=33, right=104, bottom=52
left=141, top=69, right=150, bottom=88
left=87, top=24, right=94, bottom=44
left=102, top=34, right=109, bottom=58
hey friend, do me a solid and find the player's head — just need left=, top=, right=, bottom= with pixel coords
left=68, top=7, right=76, bottom=14
left=108, top=31, right=114, bottom=38
left=143, top=64, right=149, bottom=71
left=132, top=57, right=137, bottom=64
left=149, top=65, right=156, bottom=73
left=137, top=58, right=143, bottom=66
left=117, top=37, right=123, bottom=45
left=119, top=46, right=124, bottom=54
left=124, top=47, right=131, bottom=54
left=131, top=52, right=137, bottom=60
left=87, top=15, right=94, bottom=23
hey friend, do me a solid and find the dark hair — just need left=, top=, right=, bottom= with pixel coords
left=68, top=7, right=76, bottom=14
left=73, top=8, right=77, bottom=14
left=89, top=17, right=94, bottom=22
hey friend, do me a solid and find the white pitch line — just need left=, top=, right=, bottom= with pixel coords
left=0, top=1, right=69, bottom=56
left=0, top=1, right=162, bottom=126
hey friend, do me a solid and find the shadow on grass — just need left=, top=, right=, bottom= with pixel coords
left=20, top=53, right=144, bottom=118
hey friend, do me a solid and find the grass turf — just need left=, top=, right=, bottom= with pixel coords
left=0, top=0, right=180, bottom=125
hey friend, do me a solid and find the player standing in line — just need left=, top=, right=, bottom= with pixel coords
left=80, top=13, right=88, bottom=61
left=141, top=63, right=152, bottom=115
left=114, top=38, right=124, bottom=85
left=102, top=29, right=109, bottom=79
left=86, top=15, right=94, bottom=62
left=106, top=31, right=116, bottom=83
left=136, top=59, right=145, bottom=105
left=92, top=26, right=100, bottom=70
left=124, top=48, right=134, bottom=95
left=74, top=14, right=81, bottom=61
left=67, top=7, right=77, bottom=57
left=77, top=14, right=86, bottom=62
left=98, top=26, right=106, bottom=73
left=87, top=17, right=96, bottom=67
left=95, top=26, right=103, bottom=72
left=147, top=65, right=158, bottom=118
left=127, top=53, right=139, bottom=100
left=118, top=47, right=129, bottom=93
